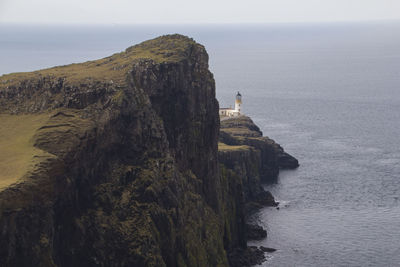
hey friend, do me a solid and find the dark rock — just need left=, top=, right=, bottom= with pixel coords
left=245, top=201, right=265, bottom=215
left=228, top=246, right=266, bottom=267
left=0, top=34, right=296, bottom=267
left=246, top=223, right=267, bottom=240
left=260, top=246, right=277, bottom=253
left=278, top=151, right=300, bottom=169
left=254, top=190, right=278, bottom=206
left=219, top=115, right=297, bottom=264
left=0, top=35, right=226, bottom=267
left=219, top=115, right=299, bottom=183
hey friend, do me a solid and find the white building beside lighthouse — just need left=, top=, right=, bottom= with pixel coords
left=219, top=92, right=243, bottom=117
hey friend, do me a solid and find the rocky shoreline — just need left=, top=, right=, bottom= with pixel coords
left=218, top=115, right=298, bottom=266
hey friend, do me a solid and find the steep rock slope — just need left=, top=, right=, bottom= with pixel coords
left=218, top=116, right=298, bottom=266
left=0, top=35, right=225, bottom=267
left=0, top=35, right=298, bottom=267
left=219, top=115, right=298, bottom=208
left=219, top=115, right=299, bottom=185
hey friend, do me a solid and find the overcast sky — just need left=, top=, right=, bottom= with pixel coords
left=0, top=0, right=399, bottom=24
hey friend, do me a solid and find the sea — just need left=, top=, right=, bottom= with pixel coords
left=1, top=22, right=400, bottom=266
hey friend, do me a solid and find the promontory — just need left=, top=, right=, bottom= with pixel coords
left=0, top=34, right=298, bottom=267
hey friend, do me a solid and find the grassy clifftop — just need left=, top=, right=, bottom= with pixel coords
left=0, top=34, right=226, bottom=267
left=0, top=34, right=201, bottom=192
left=0, top=34, right=298, bottom=266
left=0, top=34, right=199, bottom=87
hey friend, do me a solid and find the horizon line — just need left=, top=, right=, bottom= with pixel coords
left=1, top=19, right=400, bottom=27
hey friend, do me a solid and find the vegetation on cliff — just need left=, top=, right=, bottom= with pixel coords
left=220, top=116, right=299, bottom=175
left=0, top=34, right=227, bottom=267
left=0, top=35, right=298, bottom=267
left=218, top=115, right=298, bottom=266
left=0, top=34, right=197, bottom=88
left=0, top=114, right=53, bottom=190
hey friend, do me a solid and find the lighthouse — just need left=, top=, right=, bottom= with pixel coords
left=218, top=92, right=243, bottom=117
left=235, top=91, right=242, bottom=114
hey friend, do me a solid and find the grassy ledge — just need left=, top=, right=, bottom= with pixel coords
left=0, top=113, right=55, bottom=191
left=218, top=142, right=251, bottom=151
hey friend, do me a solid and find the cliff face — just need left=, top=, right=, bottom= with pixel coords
left=217, top=116, right=298, bottom=266
left=0, top=35, right=298, bottom=267
left=0, top=35, right=225, bottom=267
left=220, top=116, right=299, bottom=184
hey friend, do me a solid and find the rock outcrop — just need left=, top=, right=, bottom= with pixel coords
left=218, top=115, right=298, bottom=266
left=0, top=34, right=298, bottom=267
left=220, top=116, right=299, bottom=182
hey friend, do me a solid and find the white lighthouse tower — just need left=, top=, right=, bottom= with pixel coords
left=218, top=91, right=243, bottom=117
left=235, top=91, right=242, bottom=114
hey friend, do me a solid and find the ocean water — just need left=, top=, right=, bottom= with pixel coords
left=1, top=22, right=400, bottom=266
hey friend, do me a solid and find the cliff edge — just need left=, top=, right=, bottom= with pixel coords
left=0, top=35, right=298, bottom=267
left=218, top=115, right=298, bottom=266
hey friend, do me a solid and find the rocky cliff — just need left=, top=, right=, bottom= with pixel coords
left=219, top=116, right=299, bottom=184
left=0, top=34, right=297, bottom=267
left=218, top=115, right=298, bottom=266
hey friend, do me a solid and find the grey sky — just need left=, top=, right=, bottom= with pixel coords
left=0, top=0, right=399, bottom=24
